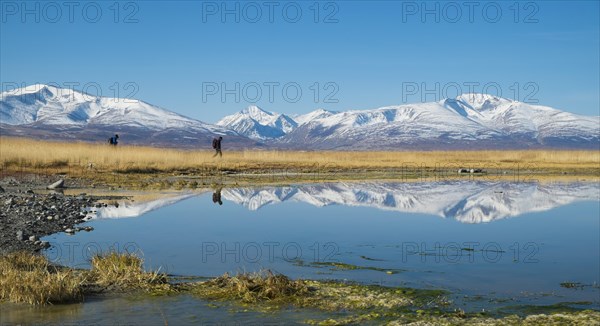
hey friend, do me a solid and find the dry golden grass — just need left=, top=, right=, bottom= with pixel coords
left=191, top=271, right=449, bottom=312
left=0, top=252, right=84, bottom=305
left=88, top=251, right=168, bottom=291
left=0, top=251, right=170, bottom=305
left=193, top=270, right=309, bottom=304
left=1, top=137, right=598, bottom=173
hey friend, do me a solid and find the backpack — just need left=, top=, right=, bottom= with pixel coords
left=212, top=138, right=218, bottom=149
left=108, top=137, right=114, bottom=145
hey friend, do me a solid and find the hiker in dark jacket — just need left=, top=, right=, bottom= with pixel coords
left=108, top=134, right=119, bottom=146
left=212, top=136, right=223, bottom=157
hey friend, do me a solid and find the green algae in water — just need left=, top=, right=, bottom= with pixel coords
left=359, top=255, right=385, bottom=261
left=297, top=260, right=404, bottom=274
left=560, top=281, right=585, bottom=289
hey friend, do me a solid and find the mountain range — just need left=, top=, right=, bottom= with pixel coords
left=0, top=84, right=258, bottom=148
left=1, top=84, right=598, bottom=150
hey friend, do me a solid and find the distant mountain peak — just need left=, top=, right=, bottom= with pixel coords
left=217, top=105, right=297, bottom=140
left=241, top=105, right=271, bottom=116
left=454, top=93, right=513, bottom=111
left=1, top=84, right=55, bottom=98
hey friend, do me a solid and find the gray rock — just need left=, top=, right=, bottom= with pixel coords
left=0, top=185, right=4, bottom=193
left=65, top=228, right=75, bottom=234
left=16, top=230, right=24, bottom=241
left=29, top=235, right=37, bottom=242
left=47, top=179, right=65, bottom=190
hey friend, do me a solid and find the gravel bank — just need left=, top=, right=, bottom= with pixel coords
left=0, top=190, right=99, bottom=255
left=0, top=175, right=110, bottom=255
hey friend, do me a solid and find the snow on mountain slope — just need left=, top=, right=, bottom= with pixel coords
left=0, top=84, right=229, bottom=133
left=293, top=109, right=338, bottom=125
left=222, top=181, right=600, bottom=223
left=216, top=105, right=297, bottom=140
left=0, top=84, right=263, bottom=148
left=449, top=94, right=599, bottom=142
left=277, top=101, right=506, bottom=149
left=217, top=107, right=338, bottom=140
left=276, top=94, right=599, bottom=149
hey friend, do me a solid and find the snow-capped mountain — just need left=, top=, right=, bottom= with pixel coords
left=215, top=94, right=599, bottom=149
left=448, top=94, right=599, bottom=144
left=276, top=94, right=600, bottom=150
left=2, top=85, right=598, bottom=150
left=217, top=107, right=338, bottom=140
left=293, top=108, right=338, bottom=125
left=0, top=84, right=258, bottom=148
left=222, top=181, right=600, bottom=223
left=216, top=106, right=297, bottom=140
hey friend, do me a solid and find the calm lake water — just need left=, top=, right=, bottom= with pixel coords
left=3, top=180, right=599, bottom=325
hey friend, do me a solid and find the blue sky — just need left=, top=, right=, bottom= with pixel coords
left=1, top=1, right=599, bottom=122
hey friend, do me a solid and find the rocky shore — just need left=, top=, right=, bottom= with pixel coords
left=0, top=176, right=106, bottom=255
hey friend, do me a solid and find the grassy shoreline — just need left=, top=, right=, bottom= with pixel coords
left=1, top=252, right=598, bottom=325
left=1, top=137, right=598, bottom=188
left=2, top=137, right=599, bottom=173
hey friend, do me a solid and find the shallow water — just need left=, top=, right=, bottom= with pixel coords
left=0, top=294, right=333, bottom=325
left=7, top=180, right=600, bottom=324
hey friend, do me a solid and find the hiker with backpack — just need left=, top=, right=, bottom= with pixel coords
left=108, top=134, right=119, bottom=146
left=212, top=136, right=223, bottom=157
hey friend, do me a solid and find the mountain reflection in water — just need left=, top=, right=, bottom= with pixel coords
left=92, top=181, right=599, bottom=223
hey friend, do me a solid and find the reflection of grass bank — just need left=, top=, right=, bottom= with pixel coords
left=1, top=252, right=598, bottom=324
left=44, top=173, right=600, bottom=192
